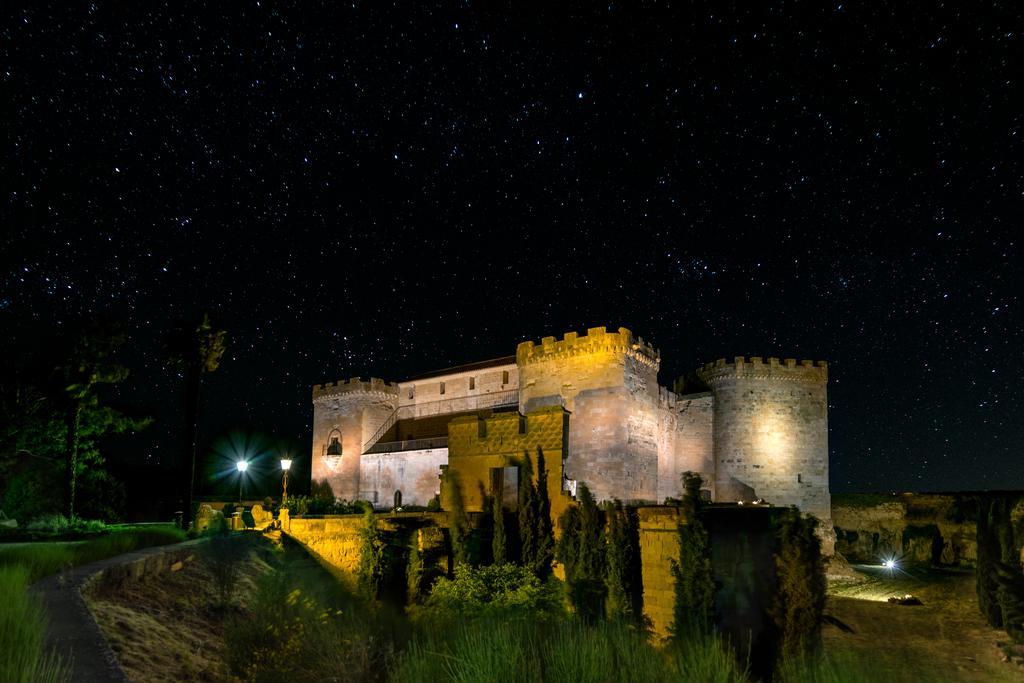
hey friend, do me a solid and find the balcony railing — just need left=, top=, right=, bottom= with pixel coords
left=364, top=436, right=449, bottom=455
left=362, top=388, right=518, bottom=453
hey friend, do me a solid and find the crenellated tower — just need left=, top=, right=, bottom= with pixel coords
left=310, top=378, right=399, bottom=501
left=516, top=326, right=662, bottom=503
left=698, top=356, right=833, bottom=552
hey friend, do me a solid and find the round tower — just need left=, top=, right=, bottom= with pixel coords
left=698, top=357, right=833, bottom=552
left=310, top=378, right=399, bottom=501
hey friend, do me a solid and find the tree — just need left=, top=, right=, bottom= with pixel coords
left=407, top=531, right=425, bottom=604
left=166, top=313, right=226, bottom=527
left=492, top=489, right=507, bottom=565
left=443, top=469, right=470, bottom=569
left=770, top=507, right=827, bottom=665
left=57, top=323, right=130, bottom=519
left=604, top=500, right=638, bottom=621
left=518, top=454, right=538, bottom=569
left=556, top=482, right=606, bottom=622
left=533, top=448, right=554, bottom=579
left=357, top=508, right=386, bottom=599
left=670, top=472, right=715, bottom=640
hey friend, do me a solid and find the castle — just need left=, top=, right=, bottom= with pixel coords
left=310, top=326, right=832, bottom=551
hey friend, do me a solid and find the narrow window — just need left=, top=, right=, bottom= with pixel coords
left=469, top=377, right=475, bottom=390
left=408, top=386, right=414, bottom=399
left=502, top=370, right=509, bottom=384
left=440, top=382, right=445, bottom=395
left=797, top=473, right=803, bottom=483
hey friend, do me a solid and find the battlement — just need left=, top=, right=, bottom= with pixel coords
left=696, top=356, right=828, bottom=384
left=516, top=326, right=660, bottom=368
left=312, top=377, right=400, bottom=401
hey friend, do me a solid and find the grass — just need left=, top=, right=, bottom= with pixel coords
left=389, top=619, right=749, bottom=683
left=0, top=525, right=186, bottom=582
left=0, top=566, right=69, bottom=683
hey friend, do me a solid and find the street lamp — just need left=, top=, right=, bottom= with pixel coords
left=280, top=458, right=292, bottom=506
left=236, top=460, right=248, bottom=502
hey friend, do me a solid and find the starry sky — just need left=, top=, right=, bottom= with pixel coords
left=2, top=2, right=1021, bottom=498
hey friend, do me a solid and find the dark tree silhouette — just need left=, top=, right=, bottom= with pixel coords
left=166, top=313, right=226, bottom=527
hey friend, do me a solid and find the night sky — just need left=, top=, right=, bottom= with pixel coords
left=2, top=3, right=1021, bottom=496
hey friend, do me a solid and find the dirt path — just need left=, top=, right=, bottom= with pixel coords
left=824, top=565, right=1020, bottom=682
left=29, top=539, right=203, bottom=683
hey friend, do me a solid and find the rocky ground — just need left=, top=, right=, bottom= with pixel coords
left=824, top=563, right=1020, bottom=682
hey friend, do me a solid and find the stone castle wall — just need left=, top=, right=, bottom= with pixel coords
left=445, top=406, right=571, bottom=521
left=516, top=327, right=662, bottom=503
left=658, top=392, right=715, bottom=503
left=311, top=378, right=399, bottom=500
left=359, top=448, right=447, bottom=508
left=397, top=363, right=517, bottom=412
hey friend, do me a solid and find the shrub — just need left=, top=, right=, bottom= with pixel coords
left=25, top=514, right=106, bottom=535
left=0, top=566, right=69, bottom=683
left=406, top=533, right=424, bottom=604
left=413, top=563, right=565, bottom=624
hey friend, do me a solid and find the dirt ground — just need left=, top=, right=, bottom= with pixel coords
left=84, top=535, right=271, bottom=683
left=824, top=564, right=1022, bottom=682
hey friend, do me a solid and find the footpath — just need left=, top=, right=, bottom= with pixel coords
left=30, top=539, right=204, bottom=683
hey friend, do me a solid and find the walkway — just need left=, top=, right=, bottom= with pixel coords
left=30, top=539, right=203, bottom=683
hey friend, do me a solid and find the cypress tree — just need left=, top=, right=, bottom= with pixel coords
left=518, top=454, right=538, bottom=568
left=492, top=490, right=507, bottom=565
left=406, top=531, right=424, bottom=604
left=357, top=508, right=386, bottom=600
left=605, top=500, right=634, bottom=621
left=533, top=448, right=554, bottom=579
left=556, top=482, right=606, bottom=622
left=445, top=470, right=470, bottom=569
left=670, top=472, right=715, bottom=640
left=770, top=507, right=827, bottom=665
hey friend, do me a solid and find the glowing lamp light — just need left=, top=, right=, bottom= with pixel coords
left=280, top=459, right=292, bottom=471
left=883, top=559, right=897, bottom=570
left=236, top=460, right=249, bottom=473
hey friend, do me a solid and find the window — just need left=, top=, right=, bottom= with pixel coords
left=797, top=473, right=803, bottom=483
left=440, top=382, right=446, bottom=395
left=469, top=377, right=475, bottom=390
left=502, top=370, right=509, bottom=384
left=408, top=386, right=414, bottom=399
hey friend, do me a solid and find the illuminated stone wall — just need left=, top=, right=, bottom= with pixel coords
left=397, top=363, right=518, bottom=413
left=658, top=391, right=715, bottom=503
left=638, top=506, right=686, bottom=638
left=359, top=448, right=447, bottom=508
left=445, top=406, right=571, bottom=521
left=698, top=357, right=833, bottom=553
left=516, top=327, right=664, bottom=503
left=310, top=378, right=399, bottom=501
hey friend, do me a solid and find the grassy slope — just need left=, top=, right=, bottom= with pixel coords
left=824, top=565, right=1016, bottom=682
left=85, top=536, right=270, bottom=683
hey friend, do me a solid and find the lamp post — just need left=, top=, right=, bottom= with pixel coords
left=236, top=460, right=248, bottom=502
left=280, top=458, right=292, bottom=506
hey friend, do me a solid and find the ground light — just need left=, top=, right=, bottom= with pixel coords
left=883, top=558, right=897, bottom=570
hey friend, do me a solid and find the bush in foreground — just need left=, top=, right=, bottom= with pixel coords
left=411, top=563, right=565, bottom=624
